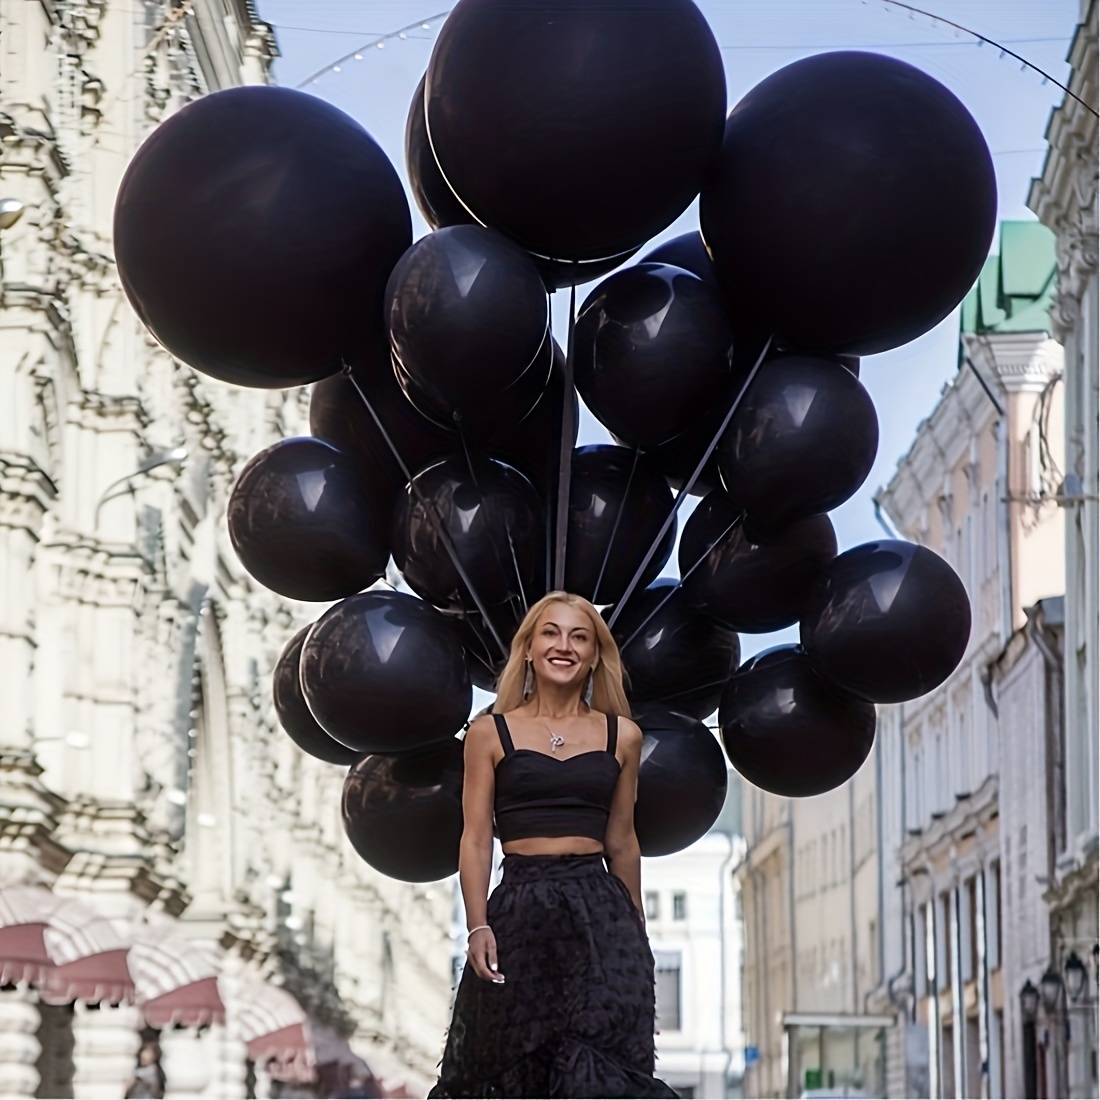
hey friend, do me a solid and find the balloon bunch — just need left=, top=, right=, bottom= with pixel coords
left=114, top=0, right=993, bottom=882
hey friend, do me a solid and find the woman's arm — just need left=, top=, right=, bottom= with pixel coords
left=457, top=715, right=504, bottom=981
left=603, top=717, right=644, bottom=917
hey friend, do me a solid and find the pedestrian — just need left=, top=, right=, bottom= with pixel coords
left=124, top=1041, right=165, bottom=1099
left=428, top=591, right=678, bottom=1099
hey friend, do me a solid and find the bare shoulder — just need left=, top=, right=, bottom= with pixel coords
left=617, top=716, right=644, bottom=752
left=464, top=713, right=499, bottom=756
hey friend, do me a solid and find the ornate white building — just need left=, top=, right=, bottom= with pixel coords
left=0, top=2, right=452, bottom=1096
left=1027, top=2, right=1099, bottom=1096
left=876, top=220, right=1066, bottom=1100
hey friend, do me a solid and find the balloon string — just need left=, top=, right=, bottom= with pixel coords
left=606, top=333, right=774, bottom=630
left=616, top=511, right=745, bottom=652
left=552, top=278, right=578, bottom=591
left=592, top=445, right=641, bottom=605
left=459, top=435, right=528, bottom=621
left=341, top=363, right=510, bottom=660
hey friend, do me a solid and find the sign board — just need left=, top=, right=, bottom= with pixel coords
left=744, top=1046, right=760, bottom=1066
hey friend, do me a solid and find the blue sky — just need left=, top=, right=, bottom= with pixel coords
left=257, top=0, right=1081, bottom=655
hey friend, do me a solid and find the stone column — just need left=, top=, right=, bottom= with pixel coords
left=0, top=986, right=41, bottom=1100
left=212, top=952, right=249, bottom=1100
left=72, top=1001, right=142, bottom=1100
left=160, top=1027, right=214, bottom=1100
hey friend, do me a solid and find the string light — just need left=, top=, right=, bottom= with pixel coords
left=295, top=9, right=452, bottom=89
left=868, top=0, right=1097, bottom=118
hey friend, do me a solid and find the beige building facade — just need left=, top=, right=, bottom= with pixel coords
left=0, top=2, right=451, bottom=1096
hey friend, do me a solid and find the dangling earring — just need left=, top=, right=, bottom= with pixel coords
left=583, top=667, right=594, bottom=707
left=522, top=659, right=534, bottom=701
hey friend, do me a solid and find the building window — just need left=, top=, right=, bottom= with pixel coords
left=672, top=892, right=687, bottom=921
left=654, top=950, right=682, bottom=1031
left=645, top=891, right=660, bottom=921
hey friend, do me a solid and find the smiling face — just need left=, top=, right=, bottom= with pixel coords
left=527, top=600, right=599, bottom=695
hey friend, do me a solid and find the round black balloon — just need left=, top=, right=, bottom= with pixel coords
left=680, top=492, right=838, bottom=633
left=227, top=438, right=390, bottom=602
left=717, top=354, right=878, bottom=531
left=387, top=225, right=550, bottom=433
left=575, top=264, right=734, bottom=450
left=641, top=231, right=720, bottom=291
left=273, top=628, right=363, bottom=766
left=392, top=453, right=545, bottom=615
left=801, top=540, right=972, bottom=704
left=342, top=739, right=465, bottom=882
left=719, top=645, right=876, bottom=797
left=300, top=591, right=472, bottom=752
left=608, top=581, right=740, bottom=720
left=565, top=445, right=676, bottom=605
left=425, top=0, right=726, bottom=261
left=406, top=74, right=476, bottom=232
left=632, top=704, right=728, bottom=857
left=700, top=51, right=996, bottom=356
left=309, top=342, right=456, bottom=501
left=114, top=87, right=411, bottom=388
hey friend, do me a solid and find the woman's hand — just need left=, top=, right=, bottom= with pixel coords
left=467, top=927, right=505, bottom=984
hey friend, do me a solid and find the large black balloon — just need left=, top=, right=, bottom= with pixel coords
left=680, top=492, right=838, bottom=633
left=227, top=438, right=390, bottom=602
left=719, top=645, right=876, bottom=797
left=272, top=628, right=362, bottom=766
left=565, top=445, right=676, bottom=605
left=405, top=75, right=638, bottom=290
left=575, top=264, right=734, bottom=450
left=300, top=592, right=471, bottom=752
left=608, top=581, right=739, bottom=720
left=342, top=740, right=465, bottom=882
left=700, top=52, right=996, bottom=355
left=717, top=354, right=878, bottom=531
left=309, top=342, right=455, bottom=501
left=632, top=705, right=728, bottom=857
left=425, top=0, right=726, bottom=261
left=405, top=74, right=475, bottom=232
left=801, top=540, right=971, bottom=704
left=392, top=454, right=545, bottom=615
left=387, top=225, right=550, bottom=433
left=114, top=87, right=411, bottom=388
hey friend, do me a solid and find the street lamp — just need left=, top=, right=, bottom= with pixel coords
left=1040, top=966, right=1064, bottom=1014
left=1020, top=979, right=1040, bottom=1022
left=93, top=445, right=188, bottom=528
left=1064, top=951, right=1089, bottom=1004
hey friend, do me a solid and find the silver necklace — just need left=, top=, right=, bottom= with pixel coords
left=540, top=721, right=565, bottom=752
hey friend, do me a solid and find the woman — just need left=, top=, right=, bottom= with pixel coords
left=428, top=592, right=678, bottom=1099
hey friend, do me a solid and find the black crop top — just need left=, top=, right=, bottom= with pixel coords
left=492, top=714, right=621, bottom=844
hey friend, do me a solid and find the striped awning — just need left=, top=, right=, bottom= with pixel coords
left=0, top=886, right=133, bottom=1005
left=237, top=979, right=314, bottom=1083
left=129, top=924, right=225, bottom=1028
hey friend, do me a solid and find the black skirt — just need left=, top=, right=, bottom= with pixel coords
left=428, top=853, right=679, bottom=1099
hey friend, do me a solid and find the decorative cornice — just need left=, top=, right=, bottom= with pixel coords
left=0, top=452, right=58, bottom=533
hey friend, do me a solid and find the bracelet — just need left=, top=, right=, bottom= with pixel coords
left=467, top=924, right=491, bottom=937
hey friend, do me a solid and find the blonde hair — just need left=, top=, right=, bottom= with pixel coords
left=493, top=592, right=632, bottom=717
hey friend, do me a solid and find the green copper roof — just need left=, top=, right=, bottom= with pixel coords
left=960, top=221, right=1057, bottom=336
